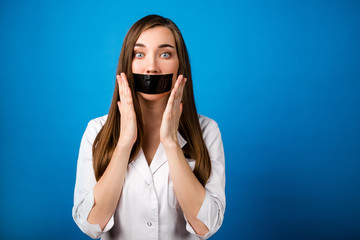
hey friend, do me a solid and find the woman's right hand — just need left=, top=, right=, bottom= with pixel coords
left=117, top=73, right=137, bottom=146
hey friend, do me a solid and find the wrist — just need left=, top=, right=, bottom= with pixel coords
left=117, top=138, right=135, bottom=150
left=161, top=139, right=180, bottom=150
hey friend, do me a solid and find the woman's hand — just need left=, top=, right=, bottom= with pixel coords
left=117, top=73, right=137, bottom=146
left=160, top=75, right=187, bottom=147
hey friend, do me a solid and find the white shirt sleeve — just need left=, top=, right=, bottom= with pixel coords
left=72, top=120, right=115, bottom=239
left=185, top=119, right=226, bottom=239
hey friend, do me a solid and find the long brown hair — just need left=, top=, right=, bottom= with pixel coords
left=92, top=15, right=211, bottom=186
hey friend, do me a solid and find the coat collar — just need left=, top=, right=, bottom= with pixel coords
left=130, top=131, right=187, bottom=185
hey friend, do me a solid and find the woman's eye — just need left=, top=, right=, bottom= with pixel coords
left=160, top=52, right=171, bottom=58
left=135, top=52, right=144, bottom=58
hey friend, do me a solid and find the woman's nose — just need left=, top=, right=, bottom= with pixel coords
left=146, top=56, right=159, bottom=74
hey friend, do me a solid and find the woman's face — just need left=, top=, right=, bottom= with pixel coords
left=132, top=26, right=179, bottom=100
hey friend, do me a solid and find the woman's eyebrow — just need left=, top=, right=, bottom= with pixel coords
left=158, top=44, right=175, bottom=48
left=134, top=43, right=174, bottom=48
left=134, top=43, right=145, bottom=47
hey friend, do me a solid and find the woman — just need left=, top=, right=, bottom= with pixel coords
left=72, top=15, right=225, bottom=240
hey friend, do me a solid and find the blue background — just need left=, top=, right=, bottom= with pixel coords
left=1, top=0, right=359, bottom=239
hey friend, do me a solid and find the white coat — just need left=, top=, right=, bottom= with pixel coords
left=72, top=114, right=225, bottom=239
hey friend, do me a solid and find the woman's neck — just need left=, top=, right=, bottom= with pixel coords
left=137, top=93, right=170, bottom=130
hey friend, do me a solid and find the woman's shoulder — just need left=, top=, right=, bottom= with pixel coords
left=84, top=114, right=108, bottom=137
left=88, top=114, right=108, bottom=127
left=197, top=114, right=223, bottom=150
left=197, top=114, right=220, bottom=134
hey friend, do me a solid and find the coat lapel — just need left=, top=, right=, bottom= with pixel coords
left=130, top=148, right=153, bottom=185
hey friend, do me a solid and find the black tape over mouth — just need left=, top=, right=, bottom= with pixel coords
left=133, top=73, right=173, bottom=94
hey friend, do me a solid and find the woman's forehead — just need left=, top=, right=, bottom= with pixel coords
left=135, top=26, right=176, bottom=47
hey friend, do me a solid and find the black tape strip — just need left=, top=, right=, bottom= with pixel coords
left=133, top=73, right=173, bottom=94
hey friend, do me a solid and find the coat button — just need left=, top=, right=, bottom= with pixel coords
left=147, top=222, right=152, bottom=226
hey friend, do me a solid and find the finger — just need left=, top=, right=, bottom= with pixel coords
left=170, top=75, right=183, bottom=99
left=173, top=77, right=186, bottom=107
left=121, top=72, right=131, bottom=91
left=177, top=77, right=187, bottom=100
left=163, top=88, right=175, bottom=118
left=164, top=75, right=183, bottom=114
left=126, top=85, right=133, bottom=105
left=119, top=74, right=127, bottom=103
left=121, top=73, right=128, bottom=103
left=121, top=73, right=131, bottom=104
left=121, top=73, right=134, bottom=107
left=169, top=87, right=177, bottom=106
left=117, top=74, right=123, bottom=102
left=176, top=76, right=186, bottom=95
left=174, top=75, right=183, bottom=90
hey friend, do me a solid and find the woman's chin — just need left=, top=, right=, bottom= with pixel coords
left=137, top=91, right=170, bottom=101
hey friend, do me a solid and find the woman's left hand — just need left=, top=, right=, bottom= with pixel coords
left=160, top=75, right=187, bottom=147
